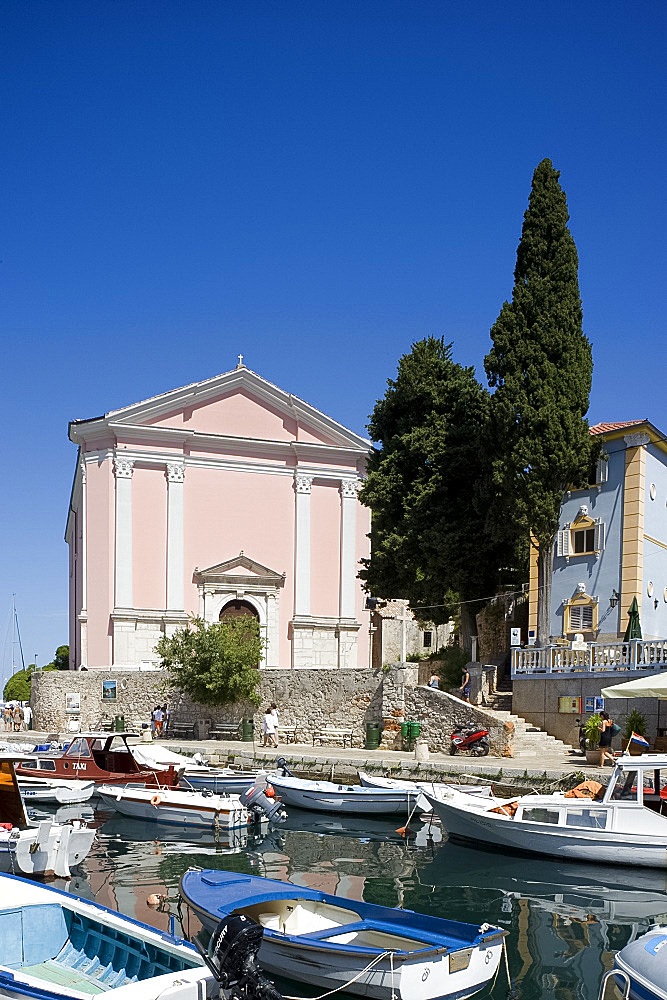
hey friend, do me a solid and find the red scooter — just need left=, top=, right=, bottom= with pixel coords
left=450, top=726, right=490, bottom=756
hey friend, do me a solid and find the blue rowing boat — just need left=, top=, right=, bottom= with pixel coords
left=181, top=869, right=507, bottom=1000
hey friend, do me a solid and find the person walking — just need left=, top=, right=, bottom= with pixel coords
left=599, top=711, right=615, bottom=766
left=459, top=667, right=471, bottom=702
left=22, top=704, right=32, bottom=730
left=263, top=706, right=278, bottom=748
left=428, top=673, right=439, bottom=689
left=162, top=704, right=170, bottom=737
left=154, top=705, right=164, bottom=738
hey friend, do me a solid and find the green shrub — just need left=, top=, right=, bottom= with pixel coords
left=434, top=644, right=469, bottom=690
left=583, top=713, right=602, bottom=750
left=622, top=708, right=647, bottom=745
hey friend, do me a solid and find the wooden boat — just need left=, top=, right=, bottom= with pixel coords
left=426, top=753, right=667, bottom=868
left=0, top=759, right=95, bottom=878
left=17, top=775, right=95, bottom=804
left=133, top=743, right=259, bottom=795
left=181, top=868, right=507, bottom=1000
left=267, top=773, right=429, bottom=816
left=358, top=771, right=494, bottom=801
left=97, top=783, right=250, bottom=830
left=0, top=872, right=214, bottom=998
left=608, top=924, right=667, bottom=999
left=16, top=733, right=180, bottom=789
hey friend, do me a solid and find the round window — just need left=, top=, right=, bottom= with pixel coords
left=649, top=483, right=656, bottom=500
left=647, top=581, right=654, bottom=597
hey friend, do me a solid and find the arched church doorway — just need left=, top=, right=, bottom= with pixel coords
left=219, top=599, right=260, bottom=621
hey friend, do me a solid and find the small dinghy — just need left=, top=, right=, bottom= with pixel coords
left=602, top=925, right=667, bottom=1000
left=18, top=776, right=95, bottom=804
left=268, top=764, right=429, bottom=817
left=358, top=772, right=494, bottom=801
left=181, top=869, right=507, bottom=1000
left=133, top=744, right=260, bottom=795
left=0, top=872, right=217, bottom=998
left=0, top=759, right=95, bottom=878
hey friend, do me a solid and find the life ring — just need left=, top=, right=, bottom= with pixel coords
left=150, top=794, right=161, bottom=807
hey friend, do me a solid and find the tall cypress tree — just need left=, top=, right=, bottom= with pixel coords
left=360, top=337, right=510, bottom=651
left=485, top=158, right=596, bottom=645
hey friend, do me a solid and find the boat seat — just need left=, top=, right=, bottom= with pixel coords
left=298, top=919, right=451, bottom=950
left=258, top=913, right=281, bottom=931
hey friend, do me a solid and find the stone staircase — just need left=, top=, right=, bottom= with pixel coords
left=484, top=690, right=576, bottom=759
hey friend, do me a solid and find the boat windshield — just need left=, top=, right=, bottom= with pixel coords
left=65, top=738, right=91, bottom=758
left=609, top=770, right=639, bottom=801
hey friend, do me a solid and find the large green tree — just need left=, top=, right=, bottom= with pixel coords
left=360, top=337, right=512, bottom=652
left=4, top=663, right=58, bottom=701
left=154, top=616, right=264, bottom=707
left=484, top=158, right=596, bottom=644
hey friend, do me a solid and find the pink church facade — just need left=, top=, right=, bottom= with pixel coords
left=65, top=365, right=371, bottom=671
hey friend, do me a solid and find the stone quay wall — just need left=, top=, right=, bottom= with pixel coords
left=31, top=668, right=384, bottom=744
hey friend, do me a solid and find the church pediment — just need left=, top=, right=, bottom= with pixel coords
left=71, top=365, right=370, bottom=453
left=194, top=553, right=286, bottom=586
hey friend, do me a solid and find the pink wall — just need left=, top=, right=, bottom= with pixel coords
left=183, top=466, right=296, bottom=664
left=310, top=481, right=341, bottom=618
left=85, top=458, right=113, bottom=666
left=132, top=467, right=167, bottom=609
left=149, top=390, right=297, bottom=441
left=356, top=499, right=371, bottom=667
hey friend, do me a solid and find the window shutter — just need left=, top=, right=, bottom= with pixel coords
left=581, top=605, right=594, bottom=629
left=569, top=605, right=582, bottom=629
left=594, top=519, right=605, bottom=552
left=596, top=454, right=609, bottom=484
left=557, top=527, right=571, bottom=557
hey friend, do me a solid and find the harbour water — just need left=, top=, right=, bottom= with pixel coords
left=26, top=803, right=667, bottom=1000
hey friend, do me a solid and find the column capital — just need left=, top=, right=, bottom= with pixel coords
left=113, top=457, right=135, bottom=480
left=166, top=462, right=186, bottom=484
left=294, top=473, right=313, bottom=494
left=340, top=478, right=359, bottom=499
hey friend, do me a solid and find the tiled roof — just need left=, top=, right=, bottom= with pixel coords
left=374, top=599, right=413, bottom=619
left=589, top=419, right=647, bottom=436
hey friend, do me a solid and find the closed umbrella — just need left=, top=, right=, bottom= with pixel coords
left=623, top=597, right=642, bottom=642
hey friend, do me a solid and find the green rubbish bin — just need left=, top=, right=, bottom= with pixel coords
left=114, top=715, right=125, bottom=732
left=409, top=721, right=421, bottom=741
left=400, top=721, right=410, bottom=740
left=365, top=722, right=381, bottom=749
left=242, top=718, right=254, bottom=742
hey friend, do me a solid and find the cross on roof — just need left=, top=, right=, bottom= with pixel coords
left=237, top=353, right=244, bottom=368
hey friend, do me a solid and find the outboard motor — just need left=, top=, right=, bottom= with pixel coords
left=240, top=782, right=286, bottom=824
left=196, top=914, right=284, bottom=1000
left=274, top=756, right=293, bottom=777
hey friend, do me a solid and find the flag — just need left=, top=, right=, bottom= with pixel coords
left=630, top=732, right=650, bottom=747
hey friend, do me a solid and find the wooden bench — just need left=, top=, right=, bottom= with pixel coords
left=312, top=727, right=354, bottom=748
left=276, top=724, right=298, bottom=744
left=209, top=722, right=242, bottom=741
left=168, top=722, right=195, bottom=739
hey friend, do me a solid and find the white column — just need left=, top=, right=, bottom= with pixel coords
left=80, top=459, right=87, bottom=611
left=166, top=462, right=185, bottom=610
left=339, top=479, right=358, bottom=619
left=114, top=457, right=134, bottom=608
left=294, top=474, right=313, bottom=616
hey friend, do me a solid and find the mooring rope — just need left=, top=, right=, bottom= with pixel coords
left=282, top=949, right=393, bottom=1000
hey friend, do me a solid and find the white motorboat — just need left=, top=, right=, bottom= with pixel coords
left=17, top=775, right=95, bottom=804
left=358, top=771, right=495, bottom=802
left=0, top=872, right=215, bottom=998
left=98, top=783, right=250, bottom=830
left=0, top=759, right=95, bottom=878
left=132, top=743, right=260, bottom=794
left=427, top=753, right=667, bottom=868
left=267, top=772, right=430, bottom=816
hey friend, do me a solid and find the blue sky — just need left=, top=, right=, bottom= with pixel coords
left=1, top=1, right=665, bottom=684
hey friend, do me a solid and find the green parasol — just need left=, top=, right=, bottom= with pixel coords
left=623, top=597, right=642, bottom=642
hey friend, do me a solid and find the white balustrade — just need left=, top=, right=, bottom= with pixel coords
left=512, top=638, right=667, bottom=676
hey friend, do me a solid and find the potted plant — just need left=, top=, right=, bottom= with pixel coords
left=583, top=713, right=602, bottom=764
left=622, top=708, right=648, bottom=755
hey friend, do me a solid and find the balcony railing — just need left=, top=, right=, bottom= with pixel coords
left=512, top=638, right=667, bottom=676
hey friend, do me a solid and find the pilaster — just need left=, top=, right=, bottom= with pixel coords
left=166, top=462, right=185, bottom=610
left=621, top=434, right=649, bottom=619
left=294, top=474, right=313, bottom=616
left=80, top=459, right=87, bottom=611
left=339, top=478, right=358, bottom=620
left=113, top=456, right=134, bottom=608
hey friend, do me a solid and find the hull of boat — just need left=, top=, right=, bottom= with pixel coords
left=183, top=772, right=257, bottom=795
left=0, top=822, right=95, bottom=878
left=0, top=873, right=210, bottom=998
left=358, top=773, right=493, bottom=800
left=429, top=797, right=667, bottom=868
left=614, top=926, right=667, bottom=1000
left=268, top=775, right=427, bottom=816
left=182, top=869, right=505, bottom=1000
left=97, top=787, right=248, bottom=829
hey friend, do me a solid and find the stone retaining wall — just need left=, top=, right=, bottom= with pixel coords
left=406, top=686, right=514, bottom=756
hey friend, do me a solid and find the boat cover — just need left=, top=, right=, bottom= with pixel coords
left=616, top=926, right=667, bottom=1000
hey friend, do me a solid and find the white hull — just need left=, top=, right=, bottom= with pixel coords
left=18, top=778, right=95, bottom=804
left=429, top=796, right=667, bottom=868
left=98, top=784, right=249, bottom=829
left=358, top=772, right=493, bottom=800
left=0, top=821, right=95, bottom=878
left=268, top=774, right=428, bottom=816
left=257, top=935, right=501, bottom=1000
